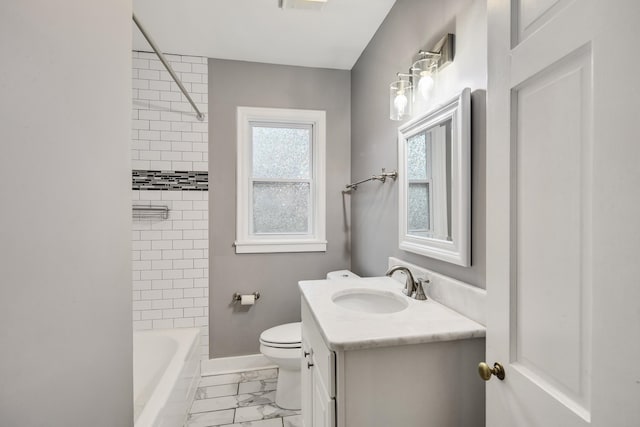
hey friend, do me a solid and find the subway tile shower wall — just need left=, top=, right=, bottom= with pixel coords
left=132, top=51, right=208, bottom=171
left=131, top=51, right=209, bottom=360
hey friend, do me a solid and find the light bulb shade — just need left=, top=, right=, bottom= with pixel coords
left=412, top=55, right=439, bottom=101
left=390, top=80, right=413, bottom=121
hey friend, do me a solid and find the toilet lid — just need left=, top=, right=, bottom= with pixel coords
left=260, top=322, right=301, bottom=347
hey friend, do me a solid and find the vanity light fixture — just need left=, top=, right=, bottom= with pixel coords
left=389, top=73, right=413, bottom=121
left=389, top=33, right=455, bottom=121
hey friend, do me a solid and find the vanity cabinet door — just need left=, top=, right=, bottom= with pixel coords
left=302, top=327, right=336, bottom=427
left=301, top=335, right=313, bottom=427
left=312, top=366, right=335, bottom=427
left=302, top=299, right=337, bottom=427
left=301, top=300, right=336, bottom=396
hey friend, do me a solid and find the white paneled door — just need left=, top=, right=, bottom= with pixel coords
left=486, top=0, right=640, bottom=426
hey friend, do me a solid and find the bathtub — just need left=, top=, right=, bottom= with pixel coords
left=134, top=328, right=201, bottom=427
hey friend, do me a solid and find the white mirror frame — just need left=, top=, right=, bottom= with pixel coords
left=397, top=87, right=471, bottom=266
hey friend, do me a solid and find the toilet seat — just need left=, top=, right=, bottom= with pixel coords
left=259, top=322, right=301, bottom=349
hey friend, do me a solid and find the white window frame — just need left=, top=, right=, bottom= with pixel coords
left=235, top=106, right=326, bottom=254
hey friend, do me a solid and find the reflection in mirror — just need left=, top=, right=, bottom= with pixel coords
left=398, top=88, right=470, bottom=266
left=406, top=119, right=452, bottom=241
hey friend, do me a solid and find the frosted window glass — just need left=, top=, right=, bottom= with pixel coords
left=407, top=133, right=427, bottom=180
left=252, top=126, right=311, bottom=179
left=253, top=182, right=310, bottom=233
left=408, top=183, right=429, bottom=232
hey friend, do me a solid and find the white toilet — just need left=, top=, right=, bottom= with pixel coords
left=259, top=270, right=360, bottom=410
left=259, top=322, right=302, bottom=409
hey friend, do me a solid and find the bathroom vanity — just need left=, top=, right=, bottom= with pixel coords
left=299, top=276, right=485, bottom=427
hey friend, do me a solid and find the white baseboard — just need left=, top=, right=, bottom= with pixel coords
left=201, top=354, right=276, bottom=377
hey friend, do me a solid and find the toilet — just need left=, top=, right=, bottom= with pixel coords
left=259, top=322, right=302, bottom=409
left=259, top=270, right=360, bottom=410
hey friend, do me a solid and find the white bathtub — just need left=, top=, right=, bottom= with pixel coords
left=134, top=328, right=201, bottom=427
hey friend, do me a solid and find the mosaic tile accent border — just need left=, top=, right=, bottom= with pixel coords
left=133, top=170, right=208, bottom=191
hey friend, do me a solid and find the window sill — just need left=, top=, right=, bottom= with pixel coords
left=234, top=240, right=327, bottom=254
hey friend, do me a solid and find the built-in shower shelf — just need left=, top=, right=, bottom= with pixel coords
left=132, top=204, right=169, bottom=220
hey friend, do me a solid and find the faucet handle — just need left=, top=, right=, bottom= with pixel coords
left=413, top=278, right=429, bottom=301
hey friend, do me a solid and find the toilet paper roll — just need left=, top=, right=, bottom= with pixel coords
left=240, top=294, right=255, bottom=305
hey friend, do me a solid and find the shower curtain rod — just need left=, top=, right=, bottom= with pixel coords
left=132, top=13, right=205, bottom=121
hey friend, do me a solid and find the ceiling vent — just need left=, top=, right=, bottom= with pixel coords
left=279, top=0, right=328, bottom=10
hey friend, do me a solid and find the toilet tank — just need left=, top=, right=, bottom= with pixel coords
left=326, top=270, right=360, bottom=280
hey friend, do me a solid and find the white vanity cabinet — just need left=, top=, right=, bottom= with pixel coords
left=300, top=295, right=485, bottom=427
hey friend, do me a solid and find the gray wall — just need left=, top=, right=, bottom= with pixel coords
left=0, top=1, right=133, bottom=426
left=351, top=0, right=488, bottom=288
left=208, top=60, right=351, bottom=357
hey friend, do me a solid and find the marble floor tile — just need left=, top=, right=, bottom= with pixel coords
left=196, top=383, right=240, bottom=400
left=234, top=404, right=300, bottom=423
left=237, top=391, right=276, bottom=407
left=186, top=409, right=235, bottom=427
left=221, top=418, right=284, bottom=427
left=192, top=391, right=276, bottom=414
left=238, top=379, right=277, bottom=394
left=191, top=395, right=243, bottom=413
left=199, top=373, right=244, bottom=387
left=282, top=415, right=302, bottom=427
left=237, top=369, right=278, bottom=383
left=198, top=369, right=278, bottom=388
left=190, top=368, right=298, bottom=427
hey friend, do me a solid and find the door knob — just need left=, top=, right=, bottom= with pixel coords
left=478, top=362, right=505, bottom=381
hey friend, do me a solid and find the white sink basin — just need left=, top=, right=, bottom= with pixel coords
left=331, top=289, right=408, bottom=314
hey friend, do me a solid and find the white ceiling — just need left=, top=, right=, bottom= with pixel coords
left=132, top=0, right=396, bottom=70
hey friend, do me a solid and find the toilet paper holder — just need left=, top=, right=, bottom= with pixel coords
left=232, top=292, right=261, bottom=303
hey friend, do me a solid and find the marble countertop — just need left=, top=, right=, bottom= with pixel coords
left=299, top=276, right=486, bottom=351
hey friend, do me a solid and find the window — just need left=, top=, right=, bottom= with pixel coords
left=235, top=107, right=326, bottom=253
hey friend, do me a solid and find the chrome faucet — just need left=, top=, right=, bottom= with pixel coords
left=385, top=265, right=428, bottom=300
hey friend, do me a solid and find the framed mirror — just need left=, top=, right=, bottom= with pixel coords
left=397, top=87, right=470, bottom=266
